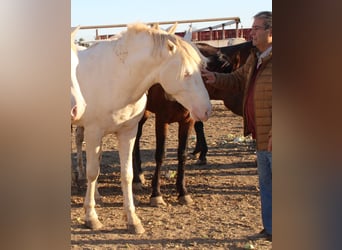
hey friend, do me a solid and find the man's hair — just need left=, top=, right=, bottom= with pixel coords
left=254, top=11, right=272, bottom=30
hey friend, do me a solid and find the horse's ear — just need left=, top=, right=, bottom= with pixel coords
left=166, top=22, right=178, bottom=34
left=167, top=40, right=177, bottom=54
left=151, top=23, right=159, bottom=30
left=71, top=26, right=80, bottom=40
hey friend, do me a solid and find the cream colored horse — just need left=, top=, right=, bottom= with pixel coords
left=75, top=23, right=211, bottom=234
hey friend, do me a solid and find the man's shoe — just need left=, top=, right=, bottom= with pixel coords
left=247, top=228, right=272, bottom=241
left=259, top=229, right=272, bottom=242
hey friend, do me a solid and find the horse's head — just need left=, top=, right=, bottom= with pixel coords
left=154, top=32, right=211, bottom=121
left=196, top=43, right=233, bottom=72
left=125, top=23, right=211, bottom=121
left=218, top=41, right=254, bottom=71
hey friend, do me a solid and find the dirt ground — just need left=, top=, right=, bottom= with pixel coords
left=71, top=101, right=272, bottom=250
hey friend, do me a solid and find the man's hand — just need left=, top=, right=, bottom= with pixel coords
left=201, top=69, right=216, bottom=84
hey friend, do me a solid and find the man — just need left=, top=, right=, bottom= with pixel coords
left=202, top=11, right=272, bottom=241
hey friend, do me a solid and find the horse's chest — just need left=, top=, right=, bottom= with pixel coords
left=100, top=95, right=147, bottom=132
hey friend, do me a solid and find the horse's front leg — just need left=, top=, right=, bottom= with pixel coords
left=117, top=130, right=145, bottom=234
left=150, top=120, right=168, bottom=207
left=177, top=119, right=194, bottom=205
left=83, top=127, right=103, bottom=229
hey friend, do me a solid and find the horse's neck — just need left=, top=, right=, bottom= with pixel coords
left=115, top=38, right=167, bottom=100
left=79, top=39, right=166, bottom=105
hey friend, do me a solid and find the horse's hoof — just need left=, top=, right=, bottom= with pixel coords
left=132, top=182, right=144, bottom=192
left=127, top=223, right=145, bottom=234
left=179, top=195, right=194, bottom=205
left=196, top=158, right=207, bottom=165
left=150, top=196, right=167, bottom=207
left=84, top=219, right=103, bottom=230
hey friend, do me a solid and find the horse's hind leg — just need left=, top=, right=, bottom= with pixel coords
left=191, top=121, right=208, bottom=165
left=150, top=121, right=167, bottom=207
left=132, top=112, right=149, bottom=191
left=76, top=126, right=86, bottom=183
left=177, top=120, right=194, bottom=205
left=71, top=125, right=78, bottom=190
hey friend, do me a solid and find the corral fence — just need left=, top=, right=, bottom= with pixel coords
left=74, top=17, right=251, bottom=47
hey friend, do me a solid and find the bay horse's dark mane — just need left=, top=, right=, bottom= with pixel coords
left=218, top=40, right=254, bottom=71
left=196, top=40, right=254, bottom=73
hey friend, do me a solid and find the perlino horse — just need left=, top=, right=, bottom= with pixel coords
left=75, top=23, right=211, bottom=234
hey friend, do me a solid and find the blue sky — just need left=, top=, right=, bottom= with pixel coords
left=71, top=0, right=272, bottom=41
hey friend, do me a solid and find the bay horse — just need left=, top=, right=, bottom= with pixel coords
left=74, top=22, right=211, bottom=234
left=192, top=41, right=253, bottom=164
left=132, top=83, right=195, bottom=206
left=132, top=41, right=254, bottom=206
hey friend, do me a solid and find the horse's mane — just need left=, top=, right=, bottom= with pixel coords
left=126, top=23, right=207, bottom=78
left=195, top=41, right=255, bottom=72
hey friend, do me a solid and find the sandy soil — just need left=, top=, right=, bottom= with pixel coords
left=71, top=102, right=272, bottom=250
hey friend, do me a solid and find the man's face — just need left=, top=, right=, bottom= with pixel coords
left=250, top=18, right=272, bottom=52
